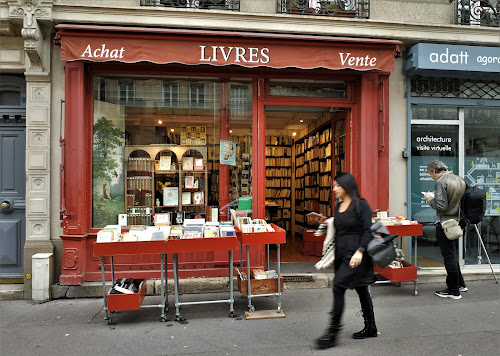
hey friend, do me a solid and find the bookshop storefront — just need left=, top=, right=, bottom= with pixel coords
left=406, top=43, right=500, bottom=268
left=56, top=24, right=400, bottom=284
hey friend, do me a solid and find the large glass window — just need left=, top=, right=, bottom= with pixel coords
left=463, top=107, right=500, bottom=265
left=92, top=76, right=253, bottom=228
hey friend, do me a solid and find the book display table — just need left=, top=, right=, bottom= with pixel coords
left=168, top=237, right=239, bottom=321
left=235, top=224, right=286, bottom=313
left=93, top=241, right=168, bottom=324
left=373, top=224, right=423, bottom=296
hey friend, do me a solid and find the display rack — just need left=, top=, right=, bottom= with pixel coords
left=93, top=241, right=168, bottom=324
left=373, top=224, right=423, bottom=296
left=235, top=224, right=286, bottom=313
left=167, top=237, right=240, bottom=320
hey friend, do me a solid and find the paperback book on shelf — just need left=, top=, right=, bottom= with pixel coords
left=194, top=158, right=204, bottom=170
left=163, top=187, right=178, bottom=206
left=182, top=192, right=191, bottom=205
left=159, top=155, right=171, bottom=171
left=182, top=156, right=194, bottom=170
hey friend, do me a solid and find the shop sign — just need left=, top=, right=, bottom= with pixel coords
left=61, top=35, right=396, bottom=72
left=406, top=43, right=500, bottom=73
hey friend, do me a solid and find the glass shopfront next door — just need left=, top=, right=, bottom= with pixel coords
left=410, top=105, right=500, bottom=267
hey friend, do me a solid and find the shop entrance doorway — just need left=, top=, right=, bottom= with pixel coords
left=264, top=105, right=349, bottom=263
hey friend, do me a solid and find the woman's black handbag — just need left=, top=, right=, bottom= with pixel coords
left=367, top=221, right=398, bottom=268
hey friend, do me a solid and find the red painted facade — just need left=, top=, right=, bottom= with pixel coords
left=57, top=26, right=398, bottom=285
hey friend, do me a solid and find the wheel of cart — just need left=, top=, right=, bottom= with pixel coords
left=93, top=241, right=168, bottom=324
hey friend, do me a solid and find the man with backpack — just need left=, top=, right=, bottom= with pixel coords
left=424, top=160, right=467, bottom=300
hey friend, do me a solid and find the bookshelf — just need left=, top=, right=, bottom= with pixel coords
left=293, top=121, right=333, bottom=236
left=124, top=145, right=208, bottom=225
left=265, top=135, right=293, bottom=231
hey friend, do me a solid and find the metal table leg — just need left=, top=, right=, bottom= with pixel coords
left=173, top=253, right=182, bottom=321
left=160, top=254, right=167, bottom=322
left=229, top=250, right=234, bottom=317
left=246, top=245, right=254, bottom=312
left=100, top=256, right=111, bottom=324
left=164, top=253, right=169, bottom=312
left=277, top=243, right=282, bottom=312
left=110, top=256, right=115, bottom=284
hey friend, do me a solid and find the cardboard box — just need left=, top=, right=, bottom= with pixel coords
left=238, top=275, right=284, bottom=296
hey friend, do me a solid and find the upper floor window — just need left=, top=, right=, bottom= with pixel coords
left=162, top=82, right=180, bottom=107
left=118, top=81, right=136, bottom=104
left=457, top=0, right=499, bottom=27
left=189, top=83, right=206, bottom=108
left=277, top=0, right=370, bottom=19
left=140, top=0, right=241, bottom=11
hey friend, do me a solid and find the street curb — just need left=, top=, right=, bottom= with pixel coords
left=2, top=269, right=498, bottom=301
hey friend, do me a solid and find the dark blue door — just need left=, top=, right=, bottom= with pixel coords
left=0, top=128, right=26, bottom=277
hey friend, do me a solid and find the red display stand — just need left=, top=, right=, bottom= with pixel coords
left=373, top=224, right=423, bottom=296
left=167, top=237, right=239, bottom=320
left=235, top=224, right=286, bottom=313
left=302, top=230, right=324, bottom=257
left=94, top=241, right=168, bottom=324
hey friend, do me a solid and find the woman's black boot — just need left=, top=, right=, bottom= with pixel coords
left=315, top=313, right=342, bottom=349
left=352, top=308, right=377, bottom=339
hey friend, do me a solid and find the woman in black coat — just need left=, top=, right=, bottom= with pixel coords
left=313, top=172, right=377, bottom=349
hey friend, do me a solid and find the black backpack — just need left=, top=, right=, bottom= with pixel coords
left=460, top=184, right=486, bottom=225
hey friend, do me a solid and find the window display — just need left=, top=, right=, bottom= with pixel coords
left=92, top=76, right=253, bottom=228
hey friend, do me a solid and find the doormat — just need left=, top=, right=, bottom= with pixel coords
left=244, top=309, right=285, bottom=320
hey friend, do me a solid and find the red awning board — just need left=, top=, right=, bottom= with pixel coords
left=57, top=25, right=400, bottom=72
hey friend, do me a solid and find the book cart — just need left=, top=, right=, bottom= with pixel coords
left=93, top=241, right=168, bottom=324
left=235, top=224, right=286, bottom=313
left=168, top=237, right=239, bottom=321
left=373, top=224, right=424, bottom=296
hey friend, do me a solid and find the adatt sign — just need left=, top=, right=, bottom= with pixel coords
left=62, top=34, right=396, bottom=72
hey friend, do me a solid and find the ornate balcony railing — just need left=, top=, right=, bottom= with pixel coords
left=277, top=0, right=370, bottom=18
left=457, top=0, right=499, bottom=27
left=140, top=0, right=240, bottom=11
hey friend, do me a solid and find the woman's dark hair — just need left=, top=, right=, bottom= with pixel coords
left=334, top=172, right=360, bottom=200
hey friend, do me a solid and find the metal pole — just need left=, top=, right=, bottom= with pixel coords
left=100, top=257, right=109, bottom=321
left=246, top=245, right=252, bottom=310
left=277, top=243, right=281, bottom=313
left=473, top=224, right=498, bottom=284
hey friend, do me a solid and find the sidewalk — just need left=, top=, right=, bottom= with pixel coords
left=1, top=280, right=499, bottom=356
left=1, top=264, right=499, bottom=300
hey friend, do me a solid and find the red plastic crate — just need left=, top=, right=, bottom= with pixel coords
left=107, top=279, right=146, bottom=311
left=374, top=260, right=417, bottom=283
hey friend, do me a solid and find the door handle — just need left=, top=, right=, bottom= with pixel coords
left=1, top=201, right=11, bottom=213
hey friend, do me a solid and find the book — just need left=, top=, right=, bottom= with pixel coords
left=182, top=191, right=191, bottom=205
left=159, top=155, right=172, bottom=171
left=185, top=176, right=194, bottom=188
left=163, top=187, right=178, bottom=206
left=194, top=158, right=204, bottom=170
left=193, top=191, right=204, bottom=205
left=182, top=156, right=194, bottom=170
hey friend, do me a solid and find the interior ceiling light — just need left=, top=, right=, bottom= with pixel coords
left=229, top=130, right=233, bottom=133
left=299, top=119, right=304, bottom=123
left=170, top=128, right=175, bottom=132
left=158, top=120, right=162, bottom=124
left=292, top=132, right=297, bottom=137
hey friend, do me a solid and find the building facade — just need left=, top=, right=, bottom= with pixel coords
left=0, top=0, right=498, bottom=298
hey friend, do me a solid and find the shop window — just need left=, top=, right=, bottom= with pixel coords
left=92, top=76, right=253, bottom=228
left=463, top=107, right=500, bottom=265
left=269, top=79, right=346, bottom=98
left=411, top=105, right=459, bottom=121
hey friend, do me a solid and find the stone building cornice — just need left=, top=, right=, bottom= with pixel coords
left=50, top=4, right=500, bottom=47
